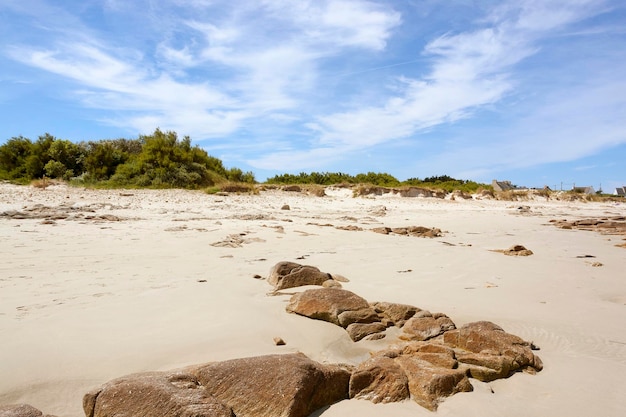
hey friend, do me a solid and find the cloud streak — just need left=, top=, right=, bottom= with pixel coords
left=1, top=0, right=624, bottom=184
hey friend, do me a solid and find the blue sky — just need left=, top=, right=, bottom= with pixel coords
left=1, top=0, right=625, bottom=190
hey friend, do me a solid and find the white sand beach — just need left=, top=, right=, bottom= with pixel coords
left=1, top=183, right=625, bottom=416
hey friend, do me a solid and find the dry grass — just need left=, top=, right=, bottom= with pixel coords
left=206, top=182, right=259, bottom=195
left=300, top=184, right=327, bottom=197
left=30, top=177, right=62, bottom=189
left=495, top=190, right=530, bottom=201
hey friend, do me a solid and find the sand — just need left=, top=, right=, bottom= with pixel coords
left=1, top=182, right=625, bottom=416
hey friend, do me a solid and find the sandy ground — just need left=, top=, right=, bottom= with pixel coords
left=0, top=182, right=625, bottom=416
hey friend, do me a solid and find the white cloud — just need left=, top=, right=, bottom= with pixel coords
left=275, top=0, right=614, bottom=161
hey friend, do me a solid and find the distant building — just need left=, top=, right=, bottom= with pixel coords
left=492, top=180, right=514, bottom=192
left=615, top=186, right=626, bottom=197
left=572, top=186, right=595, bottom=194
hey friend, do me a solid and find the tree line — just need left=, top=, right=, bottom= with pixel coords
left=266, top=172, right=487, bottom=193
left=1, top=129, right=487, bottom=192
left=0, top=129, right=255, bottom=188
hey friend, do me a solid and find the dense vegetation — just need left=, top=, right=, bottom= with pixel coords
left=266, top=172, right=488, bottom=193
left=1, top=130, right=489, bottom=193
left=0, top=129, right=255, bottom=188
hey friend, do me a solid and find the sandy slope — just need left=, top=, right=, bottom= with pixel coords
left=0, top=183, right=625, bottom=416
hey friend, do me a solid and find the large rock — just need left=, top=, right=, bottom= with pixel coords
left=191, top=353, right=351, bottom=417
left=84, top=354, right=351, bottom=417
left=443, top=321, right=543, bottom=381
left=395, top=356, right=472, bottom=411
left=268, top=262, right=336, bottom=290
left=400, top=312, right=456, bottom=341
left=0, top=404, right=55, bottom=417
left=350, top=342, right=472, bottom=411
left=349, top=356, right=410, bottom=403
left=286, top=288, right=374, bottom=327
left=83, top=371, right=233, bottom=417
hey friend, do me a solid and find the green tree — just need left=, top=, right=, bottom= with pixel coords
left=0, top=136, right=33, bottom=179
left=83, top=141, right=129, bottom=180
left=25, top=133, right=55, bottom=179
left=45, top=139, right=85, bottom=179
left=110, top=128, right=227, bottom=188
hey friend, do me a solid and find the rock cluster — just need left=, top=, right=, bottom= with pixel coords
left=0, top=203, right=122, bottom=222
left=371, top=226, right=442, bottom=238
left=550, top=216, right=626, bottom=237
left=2, top=262, right=543, bottom=416
left=280, top=266, right=543, bottom=411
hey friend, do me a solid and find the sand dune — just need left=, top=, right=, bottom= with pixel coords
left=0, top=183, right=625, bottom=416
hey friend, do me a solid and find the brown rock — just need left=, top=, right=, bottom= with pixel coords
left=286, top=288, right=371, bottom=326
left=275, top=266, right=332, bottom=290
left=396, top=356, right=473, bottom=411
left=337, top=308, right=381, bottom=328
left=407, top=226, right=442, bottom=237
left=0, top=404, right=56, bottom=417
left=349, top=356, right=410, bottom=403
left=401, top=313, right=456, bottom=341
left=443, top=321, right=543, bottom=381
left=191, top=353, right=351, bottom=417
left=371, top=301, right=421, bottom=327
left=503, top=245, right=533, bottom=256
left=83, top=371, right=233, bottom=417
left=400, top=343, right=459, bottom=369
left=346, top=322, right=387, bottom=342
left=322, top=279, right=343, bottom=288
left=268, top=261, right=304, bottom=286
left=268, top=262, right=334, bottom=290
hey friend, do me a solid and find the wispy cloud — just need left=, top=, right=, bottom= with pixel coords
left=253, top=0, right=622, bottom=173
left=1, top=0, right=624, bottom=183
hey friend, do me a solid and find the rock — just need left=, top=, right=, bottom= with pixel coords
left=406, top=226, right=442, bottom=237
left=371, top=226, right=442, bottom=238
left=281, top=204, right=290, bottom=210
left=400, top=312, right=456, bottom=341
left=84, top=354, right=350, bottom=417
left=349, top=356, right=410, bottom=403
left=397, top=343, right=459, bottom=369
left=273, top=337, right=286, bottom=346
left=268, top=261, right=302, bottom=286
left=337, top=308, right=381, bottom=328
left=350, top=342, right=472, bottom=410
left=191, top=353, right=351, bottom=417
left=346, top=322, right=388, bottom=342
left=370, top=301, right=421, bottom=327
left=83, top=371, right=233, bottom=417
left=0, top=404, right=55, bottom=417
left=322, top=279, right=343, bottom=288
left=268, top=262, right=335, bottom=290
left=443, top=321, right=543, bottom=381
left=395, top=356, right=472, bottom=411
left=503, top=245, right=533, bottom=256
left=286, top=288, right=373, bottom=326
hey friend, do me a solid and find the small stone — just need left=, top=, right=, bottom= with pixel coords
left=273, top=337, right=286, bottom=346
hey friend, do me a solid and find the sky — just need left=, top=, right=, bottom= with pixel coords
left=1, top=0, right=625, bottom=190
